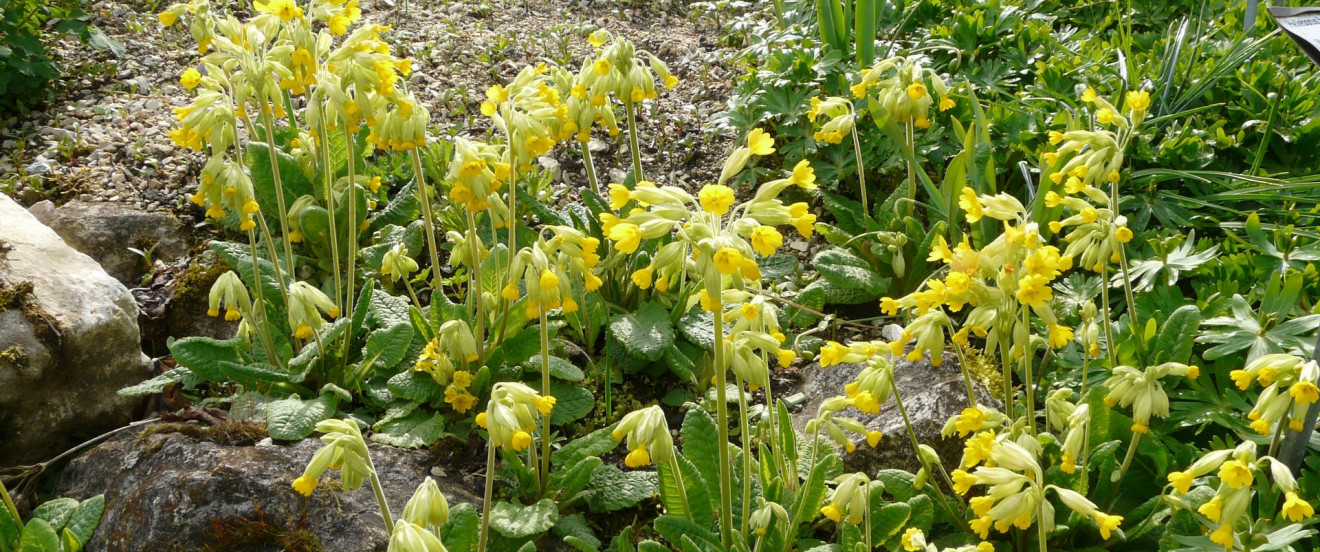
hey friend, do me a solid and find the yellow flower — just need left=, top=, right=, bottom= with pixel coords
left=512, top=430, right=533, bottom=451
left=959, top=187, right=984, bottom=222
left=790, top=159, right=817, bottom=189
left=1115, top=226, right=1133, bottom=243
left=539, top=269, right=560, bottom=292
left=1167, top=471, right=1194, bottom=494
left=951, top=469, right=976, bottom=495
left=631, top=267, right=653, bottom=289
left=180, top=68, right=201, bottom=90
left=609, top=223, right=642, bottom=253
left=608, top=183, right=632, bottom=210
left=664, top=74, right=679, bottom=88
left=777, top=349, right=796, bottom=367
left=820, top=503, right=843, bottom=523
left=1290, top=381, right=1320, bottom=405
left=954, top=407, right=985, bottom=437
left=1283, top=491, right=1314, bottom=522
left=819, top=341, right=850, bottom=367
left=901, top=527, right=923, bottom=551
left=1048, top=324, right=1074, bottom=349
left=625, top=447, right=651, bottom=468
left=1209, top=524, right=1234, bottom=547
left=751, top=226, right=783, bottom=256
left=698, top=184, right=736, bottom=216
left=292, top=475, right=318, bottom=496
left=1218, top=460, right=1253, bottom=489
left=158, top=10, right=178, bottom=26
left=254, top=0, right=303, bottom=22
left=1126, top=90, right=1151, bottom=111
left=906, top=82, right=927, bottom=100
left=713, top=247, right=744, bottom=275
left=1014, top=274, right=1052, bottom=308
left=593, top=58, right=611, bottom=76
left=1093, top=513, right=1123, bottom=540
left=1199, top=496, right=1223, bottom=522
left=747, top=128, right=775, bottom=156
left=939, top=97, right=955, bottom=111
left=1081, top=87, right=1097, bottom=103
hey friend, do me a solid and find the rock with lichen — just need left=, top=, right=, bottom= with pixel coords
left=45, top=200, right=189, bottom=287
left=55, top=424, right=482, bottom=552
left=0, top=194, right=152, bottom=466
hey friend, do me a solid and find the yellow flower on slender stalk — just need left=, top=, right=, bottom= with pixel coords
left=478, top=382, right=554, bottom=452
left=612, top=405, right=675, bottom=468
left=699, top=184, right=736, bottom=216
left=747, top=128, right=775, bottom=155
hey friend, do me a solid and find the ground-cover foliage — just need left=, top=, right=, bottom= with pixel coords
left=65, top=0, right=1320, bottom=551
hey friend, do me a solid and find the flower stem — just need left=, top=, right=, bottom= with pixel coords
left=668, top=460, right=694, bottom=522
left=342, top=126, right=360, bottom=360
left=410, top=150, right=443, bottom=299
left=712, top=298, right=734, bottom=548
left=737, top=380, right=752, bottom=538
left=538, top=310, right=552, bottom=496
left=467, top=209, right=486, bottom=364
left=260, top=109, right=297, bottom=282
left=625, top=101, right=644, bottom=184
left=478, top=444, right=496, bottom=552
left=849, top=125, right=869, bottom=231
left=316, top=119, right=342, bottom=310
left=367, top=469, right=395, bottom=535
left=1022, top=306, right=1038, bottom=437
left=581, top=140, right=600, bottom=195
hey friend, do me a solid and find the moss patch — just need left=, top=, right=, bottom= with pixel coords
left=200, top=504, right=323, bottom=552
left=172, top=257, right=231, bottom=304
left=0, top=281, right=58, bottom=344
left=0, top=345, right=27, bottom=368
left=137, top=421, right=267, bottom=447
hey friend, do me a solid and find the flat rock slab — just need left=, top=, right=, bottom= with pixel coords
left=45, top=200, right=188, bottom=286
left=791, top=350, right=1000, bottom=475
left=55, top=425, right=482, bottom=552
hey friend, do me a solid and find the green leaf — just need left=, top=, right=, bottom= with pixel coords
left=62, top=496, right=103, bottom=551
left=440, top=503, right=480, bottom=552
left=523, top=355, right=585, bottom=382
left=217, top=361, right=297, bottom=386
left=60, top=529, right=80, bottom=552
left=386, top=370, right=446, bottom=403
left=367, top=289, right=412, bottom=328
left=486, top=329, right=540, bottom=369
left=367, top=182, right=421, bottom=233
left=1, top=503, right=20, bottom=552
left=29, top=499, right=77, bottom=531
left=118, top=368, right=200, bottom=397
left=488, top=499, right=558, bottom=539
left=552, top=456, right=603, bottom=502
left=656, top=460, right=688, bottom=521
left=169, top=336, right=243, bottom=382
left=1153, top=305, right=1200, bottom=365
left=247, top=142, right=313, bottom=228
left=868, top=501, right=910, bottom=544
left=637, top=541, right=668, bottom=552
left=680, top=407, right=721, bottom=499
left=552, top=515, right=600, bottom=550
left=370, top=410, right=446, bottom=448
left=662, top=343, right=698, bottom=385
left=812, top=248, right=887, bottom=295
left=265, top=393, right=336, bottom=440
left=609, top=302, right=674, bottom=361
left=587, top=465, right=657, bottom=512
left=550, top=381, right=595, bottom=425
left=675, top=454, right=715, bottom=528
left=759, top=254, right=800, bottom=281
left=18, top=519, right=56, bottom=552
left=553, top=424, right=620, bottom=468
left=677, top=309, right=715, bottom=351
left=361, top=323, right=414, bottom=373
left=652, top=515, right=719, bottom=550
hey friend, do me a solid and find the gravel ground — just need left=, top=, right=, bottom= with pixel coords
left=0, top=0, right=749, bottom=216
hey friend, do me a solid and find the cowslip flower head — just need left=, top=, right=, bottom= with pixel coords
left=477, top=382, right=554, bottom=451
left=207, top=270, right=251, bottom=321
left=612, top=405, right=675, bottom=468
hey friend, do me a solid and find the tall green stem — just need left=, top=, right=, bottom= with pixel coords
left=1022, top=306, right=1038, bottom=436
left=260, top=108, right=297, bottom=282
left=737, top=380, right=753, bottom=538
left=625, top=101, right=644, bottom=184
left=466, top=209, right=486, bottom=364
left=496, top=164, right=520, bottom=345
left=1, top=472, right=21, bottom=526
left=246, top=231, right=281, bottom=366
left=538, top=310, right=552, bottom=495
left=342, top=126, right=360, bottom=359
left=478, top=445, right=496, bottom=552
left=317, top=120, right=342, bottom=308
left=849, top=126, right=869, bottom=230
left=1099, top=264, right=1118, bottom=371
left=712, top=298, right=734, bottom=548
left=581, top=140, right=600, bottom=195
left=366, top=469, right=395, bottom=535
left=904, top=120, right=916, bottom=218
left=410, top=150, right=443, bottom=298
left=668, top=460, right=693, bottom=522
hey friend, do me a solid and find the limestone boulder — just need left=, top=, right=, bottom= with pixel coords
left=45, top=200, right=188, bottom=286
left=0, top=194, right=151, bottom=466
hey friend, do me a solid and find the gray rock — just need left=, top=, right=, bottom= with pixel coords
left=27, top=199, right=56, bottom=224
left=790, top=349, right=1000, bottom=475
left=45, top=200, right=188, bottom=286
left=55, top=425, right=482, bottom=552
left=0, top=194, right=151, bottom=466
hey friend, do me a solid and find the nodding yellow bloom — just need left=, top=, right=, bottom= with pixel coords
left=712, top=247, right=745, bottom=275
left=483, top=382, right=552, bottom=451
left=698, top=184, right=736, bottom=215
left=208, top=271, right=251, bottom=322
left=959, top=187, right=984, bottom=222
left=158, top=10, right=179, bottom=26
left=939, top=96, right=956, bottom=111
left=608, top=183, right=632, bottom=210
left=790, top=159, right=817, bottom=189
left=1290, top=381, right=1320, bottom=404
left=1014, top=274, right=1052, bottom=308
left=1047, top=324, right=1074, bottom=349
left=1115, top=226, right=1133, bottom=243
left=254, top=0, right=303, bottom=23
left=612, top=405, right=674, bottom=468
left=631, top=267, right=653, bottom=289
left=180, top=68, right=202, bottom=90
left=906, top=82, right=928, bottom=100
left=1283, top=492, right=1315, bottom=521
left=608, top=223, right=642, bottom=253
left=901, top=527, right=926, bottom=551
left=747, top=128, right=776, bottom=155
left=1126, top=89, right=1151, bottom=112
left=1218, top=460, right=1253, bottom=489
left=750, top=226, right=783, bottom=256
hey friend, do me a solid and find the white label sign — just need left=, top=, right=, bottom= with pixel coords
left=1271, top=7, right=1320, bottom=67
